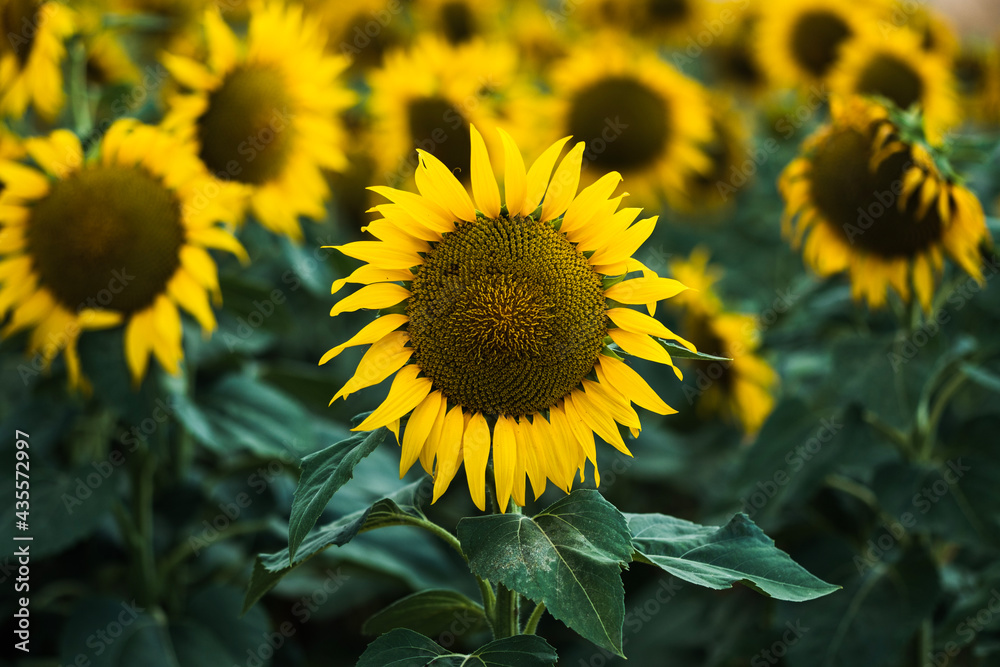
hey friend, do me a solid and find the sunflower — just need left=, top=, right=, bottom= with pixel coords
left=669, top=249, right=777, bottom=435
left=0, top=120, right=245, bottom=388
left=161, top=1, right=356, bottom=240
left=780, top=96, right=989, bottom=311
left=678, top=95, right=751, bottom=212
left=323, top=125, right=694, bottom=511
left=538, top=33, right=712, bottom=208
left=576, top=0, right=709, bottom=46
left=829, top=31, right=958, bottom=143
left=410, top=0, right=504, bottom=46
left=0, top=0, right=75, bottom=122
left=952, top=42, right=999, bottom=125
left=758, top=0, right=876, bottom=88
left=707, top=0, right=770, bottom=96
left=367, top=36, right=517, bottom=189
left=301, top=0, right=410, bottom=74
left=895, top=4, right=958, bottom=61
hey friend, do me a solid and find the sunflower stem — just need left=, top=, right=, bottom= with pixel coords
left=919, top=369, right=969, bottom=460
left=524, top=602, right=546, bottom=635
left=493, top=583, right=520, bottom=639
left=68, top=38, right=93, bottom=138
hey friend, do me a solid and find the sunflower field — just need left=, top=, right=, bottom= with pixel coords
left=3, top=0, right=1000, bottom=665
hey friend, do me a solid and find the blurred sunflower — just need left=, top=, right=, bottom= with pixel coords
left=541, top=34, right=712, bottom=207
left=106, top=0, right=214, bottom=58
left=161, top=2, right=355, bottom=240
left=952, top=43, right=999, bottom=124
left=367, top=37, right=517, bottom=188
left=678, top=96, right=750, bottom=212
left=324, top=125, right=694, bottom=511
left=829, top=31, right=958, bottom=143
left=578, top=0, right=708, bottom=45
left=410, top=0, right=503, bottom=46
left=780, top=96, right=989, bottom=311
left=758, top=0, right=875, bottom=87
left=0, top=0, right=75, bottom=122
left=83, top=30, right=140, bottom=87
left=708, top=0, right=769, bottom=96
left=898, top=4, right=958, bottom=61
left=0, top=120, right=245, bottom=388
left=669, top=249, right=777, bottom=435
left=301, top=0, right=410, bottom=74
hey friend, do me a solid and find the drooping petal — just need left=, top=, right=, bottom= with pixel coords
left=463, top=412, right=491, bottom=511
left=432, top=406, right=466, bottom=503
left=400, top=390, right=444, bottom=477
left=492, top=416, right=517, bottom=513
left=597, top=355, right=676, bottom=415
left=353, top=364, right=433, bottom=431
left=319, top=314, right=408, bottom=365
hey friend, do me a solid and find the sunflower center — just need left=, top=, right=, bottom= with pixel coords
left=1, top=0, right=39, bottom=66
left=407, top=214, right=607, bottom=416
left=790, top=10, right=852, bottom=78
left=808, top=127, right=944, bottom=258
left=439, top=1, right=475, bottom=44
left=567, top=76, right=670, bottom=172
left=647, top=0, right=690, bottom=23
left=25, top=166, right=184, bottom=313
left=197, top=66, right=296, bottom=186
left=406, top=96, right=472, bottom=180
left=955, top=54, right=986, bottom=95
left=855, top=54, right=924, bottom=111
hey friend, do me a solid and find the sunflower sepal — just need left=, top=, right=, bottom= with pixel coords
left=882, top=99, right=962, bottom=184
left=655, top=339, right=728, bottom=362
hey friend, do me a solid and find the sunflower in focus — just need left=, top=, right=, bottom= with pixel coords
left=669, top=249, right=777, bottom=435
left=162, top=2, right=356, bottom=240
left=410, top=0, right=503, bottom=46
left=758, top=0, right=875, bottom=88
left=324, top=125, right=694, bottom=511
left=368, top=36, right=517, bottom=188
left=829, top=31, right=958, bottom=143
left=540, top=34, right=712, bottom=208
left=0, top=0, right=75, bottom=121
left=0, top=120, right=245, bottom=387
left=780, top=96, right=989, bottom=311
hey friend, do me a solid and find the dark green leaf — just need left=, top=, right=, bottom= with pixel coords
left=628, top=513, right=839, bottom=601
left=961, top=363, right=1000, bottom=394
left=362, top=589, right=486, bottom=638
left=183, top=374, right=313, bottom=457
left=458, top=490, right=633, bottom=656
left=357, top=629, right=557, bottom=667
left=288, top=425, right=389, bottom=561
left=243, top=480, right=428, bottom=614
left=1, top=463, right=119, bottom=559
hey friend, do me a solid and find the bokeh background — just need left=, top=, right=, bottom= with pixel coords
left=2, top=0, right=1000, bottom=665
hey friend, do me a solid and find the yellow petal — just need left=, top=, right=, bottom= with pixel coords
left=161, top=53, right=219, bottom=90
left=124, top=310, right=153, bottom=386
left=419, top=395, right=449, bottom=475
left=492, top=416, right=517, bottom=513
left=582, top=378, right=640, bottom=429
left=330, top=283, right=410, bottom=317
left=319, top=313, right=408, bottom=365
left=498, top=128, right=527, bottom=216
left=597, top=355, right=676, bottom=415
left=604, top=277, right=688, bottom=305
left=369, top=186, right=457, bottom=233
left=561, top=172, right=623, bottom=235
left=463, top=412, right=492, bottom=511
left=571, top=388, right=632, bottom=456
left=400, top=390, right=443, bottom=477
left=353, top=364, right=433, bottom=431
left=469, top=125, right=500, bottom=218
left=523, top=137, right=571, bottom=217
left=167, top=270, right=215, bottom=333
left=179, top=245, right=220, bottom=293
left=78, top=309, right=124, bottom=330
left=333, top=240, right=422, bottom=271
left=332, top=330, right=412, bottom=402
left=606, top=308, right=696, bottom=351
left=554, top=401, right=597, bottom=487
left=416, top=150, right=476, bottom=222
left=331, top=264, right=413, bottom=295
left=432, top=405, right=466, bottom=503
left=609, top=328, right=681, bottom=379
left=588, top=215, right=656, bottom=267
left=540, top=142, right=585, bottom=223
left=205, top=8, right=240, bottom=73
